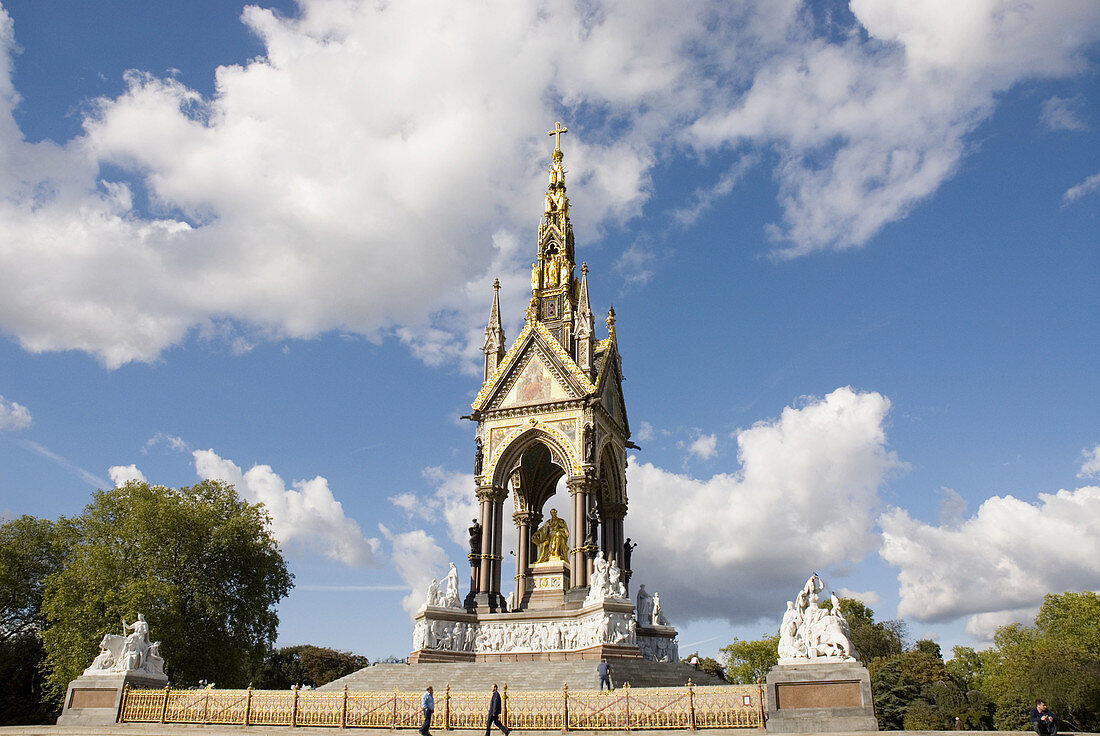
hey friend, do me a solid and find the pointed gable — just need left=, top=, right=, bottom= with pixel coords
left=472, top=322, right=596, bottom=412
left=593, top=342, right=629, bottom=433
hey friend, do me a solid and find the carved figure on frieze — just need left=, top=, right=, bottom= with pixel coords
left=584, top=428, right=596, bottom=464
left=474, top=438, right=484, bottom=475
left=531, top=508, right=569, bottom=563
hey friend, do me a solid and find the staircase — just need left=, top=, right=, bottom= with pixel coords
left=320, top=661, right=728, bottom=693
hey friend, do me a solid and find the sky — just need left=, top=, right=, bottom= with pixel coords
left=0, top=0, right=1098, bottom=663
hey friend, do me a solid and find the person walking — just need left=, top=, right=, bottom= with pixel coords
left=597, top=659, right=612, bottom=691
left=485, top=684, right=511, bottom=736
left=420, top=686, right=434, bottom=736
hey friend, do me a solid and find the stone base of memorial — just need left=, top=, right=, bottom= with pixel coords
left=57, top=670, right=168, bottom=726
left=764, top=660, right=878, bottom=733
left=409, top=597, right=648, bottom=663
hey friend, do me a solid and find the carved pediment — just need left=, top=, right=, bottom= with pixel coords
left=594, top=344, right=629, bottom=434
left=473, top=322, right=596, bottom=413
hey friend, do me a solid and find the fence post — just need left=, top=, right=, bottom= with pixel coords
left=203, top=687, right=210, bottom=724
left=244, top=685, right=253, bottom=726
left=688, top=679, right=696, bottom=732
left=159, top=684, right=170, bottom=724
left=624, top=683, right=631, bottom=732
left=757, top=683, right=767, bottom=729
left=502, top=683, right=508, bottom=730
left=391, top=687, right=398, bottom=730
left=292, top=683, right=299, bottom=728
left=444, top=685, right=451, bottom=731
left=561, top=683, right=569, bottom=733
left=342, top=684, right=349, bottom=729
left=116, top=682, right=130, bottom=723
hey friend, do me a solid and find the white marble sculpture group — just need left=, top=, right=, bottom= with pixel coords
left=83, top=613, right=167, bottom=678
left=416, top=560, right=677, bottom=661
left=412, top=610, right=637, bottom=653
left=777, top=574, right=858, bottom=663
left=419, top=563, right=464, bottom=611
left=583, top=551, right=628, bottom=604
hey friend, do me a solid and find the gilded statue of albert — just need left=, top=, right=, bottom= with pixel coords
left=532, top=508, right=569, bottom=563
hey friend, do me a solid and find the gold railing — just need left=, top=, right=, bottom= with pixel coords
left=120, top=681, right=765, bottom=730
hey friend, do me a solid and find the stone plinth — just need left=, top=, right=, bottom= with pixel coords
left=524, top=559, right=569, bottom=610
left=764, top=661, right=877, bottom=733
left=57, top=672, right=168, bottom=726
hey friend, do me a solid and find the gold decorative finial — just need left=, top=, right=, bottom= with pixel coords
left=548, top=121, right=568, bottom=152
left=606, top=306, right=616, bottom=340
left=581, top=262, right=588, bottom=274
left=493, top=278, right=500, bottom=290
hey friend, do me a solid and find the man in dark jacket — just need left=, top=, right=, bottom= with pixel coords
left=486, top=684, right=510, bottom=735
left=1029, top=700, right=1058, bottom=736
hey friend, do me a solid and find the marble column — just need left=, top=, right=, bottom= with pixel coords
left=476, top=487, right=496, bottom=594
left=568, top=478, right=588, bottom=588
left=491, top=497, right=504, bottom=595
left=512, top=511, right=535, bottom=608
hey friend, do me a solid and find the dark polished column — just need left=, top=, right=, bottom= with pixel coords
left=477, top=494, right=493, bottom=593
left=568, top=478, right=587, bottom=588
left=491, top=498, right=504, bottom=595
left=512, top=511, right=535, bottom=608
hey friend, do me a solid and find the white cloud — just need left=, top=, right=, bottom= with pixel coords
left=687, top=432, right=719, bottom=460
left=1062, top=171, right=1100, bottom=205
left=626, top=387, right=902, bottom=624
left=0, top=2, right=1097, bottom=366
left=964, top=606, right=1038, bottom=642
left=0, top=394, right=31, bottom=431
left=143, top=432, right=190, bottom=453
left=192, top=448, right=380, bottom=566
left=688, top=0, right=1100, bottom=256
left=1080, top=444, right=1100, bottom=479
left=880, top=485, right=1100, bottom=629
left=108, top=464, right=147, bottom=486
left=937, top=486, right=967, bottom=525
left=838, top=588, right=882, bottom=606
left=1040, top=95, right=1089, bottom=132
left=380, top=525, right=449, bottom=618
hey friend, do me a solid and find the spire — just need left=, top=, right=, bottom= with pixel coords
left=574, top=262, right=594, bottom=375
left=531, top=121, right=577, bottom=350
left=483, top=278, right=506, bottom=380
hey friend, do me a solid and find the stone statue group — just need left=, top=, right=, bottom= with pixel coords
left=583, top=550, right=627, bottom=604
left=778, top=574, right=858, bottom=662
left=419, top=563, right=464, bottom=610
left=84, top=613, right=167, bottom=678
left=412, top=610, right=637, bottom=653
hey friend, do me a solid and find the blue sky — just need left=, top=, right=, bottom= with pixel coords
left=0, top=0, right=1098, bottom=662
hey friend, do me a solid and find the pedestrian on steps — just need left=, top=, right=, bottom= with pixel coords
left=485, top=684, right=511, bottom=736
left=597, top=659, right=613, bottom=691
left=420, top=686, right=434, bottom=736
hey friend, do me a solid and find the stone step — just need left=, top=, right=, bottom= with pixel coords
left=319, top=661, right=729, bottom=693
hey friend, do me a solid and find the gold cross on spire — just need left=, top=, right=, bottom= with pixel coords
left=548, top=121, right=568, bottom=152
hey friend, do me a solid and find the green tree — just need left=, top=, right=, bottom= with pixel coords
left=683, top=651, right=725, bottom=681
left=836, top=598, right=906, bottom=663
left=984, top=593, right=1100, bottom=732
left=256, top=645, right=368, bottom=689
left=0, top=516, right=68, bottom=725
left=720, top=634, right=778, bottom=684
left=42, top=480, right=293, bottom=694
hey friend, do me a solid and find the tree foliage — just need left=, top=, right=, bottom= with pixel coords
left=0, top=516, right=68, bottom=725
left=256, top=645, right=369, bottom=689
left=41, top=480, right=293, bottom=693
left=720, top=634, right=778, bottom=684
left=683, top=651, right=725, bottom=681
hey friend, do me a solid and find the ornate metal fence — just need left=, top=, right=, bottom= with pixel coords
left=121, top=681, right=764, bottom=730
